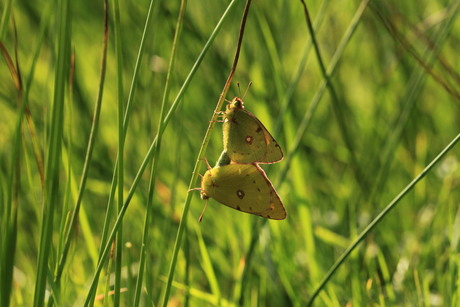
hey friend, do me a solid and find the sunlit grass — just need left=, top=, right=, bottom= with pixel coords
left=1, top=0, right=459, bottom=306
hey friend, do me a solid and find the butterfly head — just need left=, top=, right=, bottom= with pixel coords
left=200, top=190, right=209, bottom=200
left=227, top=97, right=244, bottom=111
left=200, top=170, right=215, bottom=200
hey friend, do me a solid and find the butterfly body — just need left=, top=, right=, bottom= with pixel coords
left=200, top=163, right=286, bottom=220
left=223, top=97, right=283, bottom=164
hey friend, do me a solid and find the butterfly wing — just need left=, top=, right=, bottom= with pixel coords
left=223, top=107, right=283, bottom=164
left=201, top=164, right=286, bottom=220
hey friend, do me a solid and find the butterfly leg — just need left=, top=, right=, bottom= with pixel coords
left=189, top=170, right=206, bottom=192
left=210, top=119, right=225, bottom=123
left=198, top=157, right=212, bottom=170
left=211, top=111, right=225, bottom=123
left=204, top=158, right=212, bottom=170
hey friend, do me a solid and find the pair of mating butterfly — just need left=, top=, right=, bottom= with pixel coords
left=196, top=92, right=286, bottom=220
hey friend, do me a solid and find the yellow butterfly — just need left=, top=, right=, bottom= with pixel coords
left=223, top=97, right=283, bottom=164
left=199, top=159, right=286, bottom=220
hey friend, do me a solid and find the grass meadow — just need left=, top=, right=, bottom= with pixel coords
left=1, top=0, right=460, bottom=306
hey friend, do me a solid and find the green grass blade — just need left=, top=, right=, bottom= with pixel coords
left=0, top=0, right=13, bottom=40
left=0, top=2, right=53, bottom=305
left=193, top=221, right=222, bottom=303
left=273, top=0, right=330, bottom=137
left=307, top=132, right=460, bottom=305
left=33, top=0, right=71, bottom=305
left=364, top=0, right=460, bottom=207
left=300, top=0, right=368, bottom=190
left=50, top=3, right=109, bottom=305
left=277, top=0, right=370, bottom=185
left=85, top=0, right=155, bottom=304
left=114, top=0, right=124, bottom=303
left=133, top=0, right=188, bottom=305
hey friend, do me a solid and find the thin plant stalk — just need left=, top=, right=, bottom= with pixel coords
left=0, top=1, right=53, bottom=305
left=85, top=0, right=154, bottom=304
left=33, top=0, right=71, bottom=305
left=133, top=0, right=188, bottom=305
left=307, top=132, right=460, bottom=306
left=300, top=0, right=367, bottom=190
left=114, top=0, right=124, bottom=302
left=277, top=0, right=370, bottom=185
left=50, top=2, right=109, bottom=305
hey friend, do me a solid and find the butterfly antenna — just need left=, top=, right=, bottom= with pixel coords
left=237, top=82, right=242, bottom=97
left=242, top=81, right=252, bottom=100
left=198, top=199, right=208, bottom=222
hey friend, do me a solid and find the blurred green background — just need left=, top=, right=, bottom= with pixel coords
left=1, top=0, right=460, bottom=306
